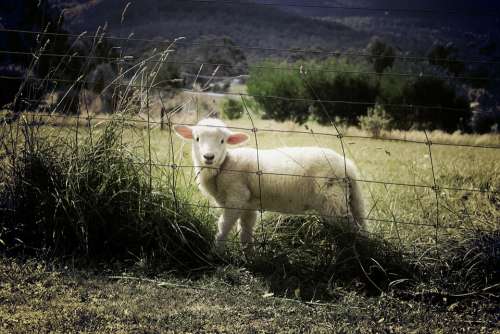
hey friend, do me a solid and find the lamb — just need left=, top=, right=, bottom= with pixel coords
left=174, top=118, right=366, bottom=251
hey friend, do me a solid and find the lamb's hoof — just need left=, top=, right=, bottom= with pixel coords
left=213, top=239, right=227, bottom=255
left=241, top=245, right=255, bottom=261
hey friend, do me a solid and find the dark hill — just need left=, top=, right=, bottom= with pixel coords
left=54, top=0, right=368, bottom=58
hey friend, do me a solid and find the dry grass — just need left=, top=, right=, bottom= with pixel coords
left=1, top=258, right=498, bottom=333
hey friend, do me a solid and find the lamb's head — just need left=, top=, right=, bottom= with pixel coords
left=174, top=118, right=249, bottom=168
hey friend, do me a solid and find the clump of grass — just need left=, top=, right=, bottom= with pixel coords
left=0, top=117, right=215, bottom=270
left=239, top=214, right=500, bottom=301
left=419, top=229, right=500, bottom=296
left=244, top=215, right=413, bottom=300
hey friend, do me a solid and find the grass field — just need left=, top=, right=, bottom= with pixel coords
left=1, top=95, right=499, bottom=332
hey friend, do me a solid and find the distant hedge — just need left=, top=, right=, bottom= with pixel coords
left=379, top=75, right=471, bottom=132
left=248, top=58, right=471, bottom=132
left=247, top=59, right=378, bottom=125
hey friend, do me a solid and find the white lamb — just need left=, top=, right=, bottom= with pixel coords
left=174, top=118, right=366, bottom=251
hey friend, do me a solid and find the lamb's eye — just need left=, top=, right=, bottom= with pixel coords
left=196, top=137, right=200, bottom=142
left=221, top=139, right=224, bottom=144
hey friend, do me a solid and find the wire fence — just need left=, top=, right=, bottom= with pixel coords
left=1, top=19, right=499, bottom=252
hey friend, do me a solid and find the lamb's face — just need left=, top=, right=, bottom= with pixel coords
left=192, top=126, right=228, bottom=167
left=174, top=119, right=249, bottom=168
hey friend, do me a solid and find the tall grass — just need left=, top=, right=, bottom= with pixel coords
left=0, top=117, right=215, bottom=270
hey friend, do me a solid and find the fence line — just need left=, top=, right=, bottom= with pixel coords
left=3, top=111, right=498, bottom=197
left=2, top=28, right=500, bottom=66
left=1, top=23, right=499, bottom=254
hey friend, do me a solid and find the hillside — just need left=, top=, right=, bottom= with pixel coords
left=278, top=0, right=500, bottom=55
left=54, top=0, right=368, bottom=57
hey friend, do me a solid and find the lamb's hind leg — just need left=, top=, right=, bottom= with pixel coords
left=239, top=210, right=257, bottom=255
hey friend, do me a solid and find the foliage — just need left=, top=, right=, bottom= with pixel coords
left=247, top=59, right=378, bottom=125
left=304, top=59, right=379, bottom=124
left=151, top=61, right=183, bottom=89
left=358, top=104, right=392, bottom=137
left=380, top=75, right=471, bottom=132
left=221, top=99, right=244, bottom=120
left=367, top=37, right=396, bottom=75
left=247, top=61, right=310, bottom=124
left=181, top=36, right=247, bottom=79
left=427, top=43, right=465, bottom=76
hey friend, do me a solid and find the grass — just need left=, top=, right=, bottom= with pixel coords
left=1, top=92, right=499, bottom=332
left=0, top=116, right=216, bottom=270
left=0, top=258, right=498, bottom=333
left=2, top=10, right=498, bottom=330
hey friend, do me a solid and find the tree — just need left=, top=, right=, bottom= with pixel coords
left=367, top=38, right=396, bottom=75
left=427, top=43, right=465, bottom=76
left=384, top=77, right=471, bottom=132
left=0, top=0, right=69, bottom=109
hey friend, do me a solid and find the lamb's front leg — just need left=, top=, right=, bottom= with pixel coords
left=215, top=209, right=240, bottom=252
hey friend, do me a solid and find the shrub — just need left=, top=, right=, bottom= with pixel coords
left=247, top=61, right=310, bottom=124
left=380, top=76, right=471, bottom=132
left=358, top=104, right=392, bottom=137
left=367, top=37, right=396, bottom=74
left=247, top=59, right=378, bottom=125
left=427, top=43, right=465, bottom=76
left=304, top=59, right=378, bottom=124
left=151, top=61, right=183, bottom=89
left=221, top=99, right=244, bottom=120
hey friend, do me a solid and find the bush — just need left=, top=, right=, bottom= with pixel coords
left=358, top=104, right=392, bottom=137
left=247, top=61, right=310, bottom=124
left=380, top=76, right=471, bottom=132
left=151, top=61, right=183, bottom=89
left=427, top=43, right=465, bottom=76
left=247, top=59, right=378, bottom=125
left=367, top=37, right=396, bottom=74
left=221, top=99, right=244, bottom=120
left=304, top=59, right=378, bottom=124
left=0, top=118, right=215, bottom=269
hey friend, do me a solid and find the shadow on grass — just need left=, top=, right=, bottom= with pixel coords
left=244, top=216, right=414, bottom=300
left=240, top=215, right=500, bottom=302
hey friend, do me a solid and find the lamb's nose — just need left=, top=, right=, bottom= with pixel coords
left=203, top=154, right=215, bottom=161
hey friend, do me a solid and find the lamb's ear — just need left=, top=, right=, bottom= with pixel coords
left=173, top=125, right=193, bottom=140
left=227, top=132, right=249, bottom=145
